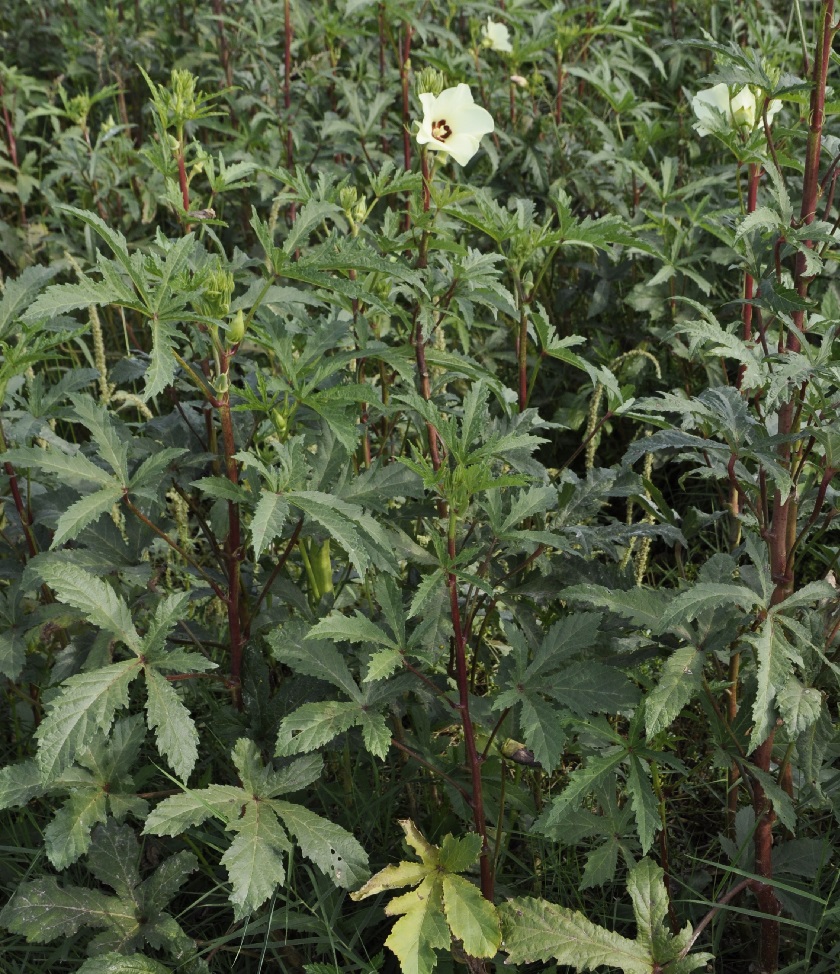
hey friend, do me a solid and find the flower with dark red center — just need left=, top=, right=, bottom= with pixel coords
left=415, top=84, right=494, bottom=167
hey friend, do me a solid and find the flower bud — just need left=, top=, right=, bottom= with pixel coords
left=227, top=309, right=246, bottom=345
left=415, top=67, right=446, bottom=98
left=339, top=185, right=358, bottom=215
left=271, top=409, right=288, bottom=437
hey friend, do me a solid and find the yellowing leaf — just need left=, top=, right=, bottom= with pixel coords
left=384, top=876, right=450, bottom=974
left=441, top=874, right=501, bottom=957
left=351, top=860, right=430, bottom=901
left=399, top=818, right=437, bottom=865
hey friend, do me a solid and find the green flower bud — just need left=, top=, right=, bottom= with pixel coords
left=415, top=67, right=446, bottom=98
left=202, top=264, right=235, bottom=318
left=227, top=309, right=246, bottom=345
left=339, top=185, right=358, bottom=215
left=271, top=409, right=288, bottom=436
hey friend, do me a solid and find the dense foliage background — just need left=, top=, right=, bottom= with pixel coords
left=0, top=1, right=838, bottom=973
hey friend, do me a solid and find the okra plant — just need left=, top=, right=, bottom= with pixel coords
left=0, top=2, right=838, bottom=974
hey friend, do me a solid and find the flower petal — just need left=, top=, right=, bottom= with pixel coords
left=451, top=104, right=494, bottom=138
left=429, top=83, right=473, bottom=119
left=443, top=133, right=482, bottom=167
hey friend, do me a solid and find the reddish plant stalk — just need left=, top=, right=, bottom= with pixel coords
left=211, top=0, right=233, bottom=88
left=284, top=0, right=296, bottom=224
left=3, top=461, right=38, bottom=559
left=791, top=0, right=835, bottom=352
left=741, top=164, right=760, bottom=350
left=555, top=53, right=564, bottom=124
left=727, top=162, right=761, bottom=829
left=750, top=734, right=781, bottom=970
left=0, top=77, right=26, bottom=224
left=447, top=521, right=492, bottom=901
left=0, top=78, right=19, bottom=169
left=415, top=151, right=442, bottom=472
left=399, top=22, right=413, bottom=230
left=177, top=150, right=190, bottom=213
left=752, top=13, right=836, bottom=972
left=216, top=361, right=245, bottom=711
left=517, top=309, right=529, bottom=412
left=378, top=3, right=386, bottom=86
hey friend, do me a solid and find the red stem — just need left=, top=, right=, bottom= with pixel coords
left=447, top=527, right=492, bottom=901
left=400, top=22, right=413, bottom=230
left=750, top=734, right=781, bottom=971
left=284, top=0, right=296, bottom=224
left=3, top=461, right=38, bottom=559
left=211, top=0, right=233, bottom=88
left=217, top=365, right=245, bottom=711
left=791, top=0, right=836, bottom=352
left=177, top=150, right=190, bottom=213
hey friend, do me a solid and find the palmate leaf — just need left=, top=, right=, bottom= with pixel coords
left=145, top=740, right=369, bottom=917
left=275, top=700, right=362, bottom=756
left=35, top=562, right=141, bottom=653
left=385, top=878, right=451, bottom=974
left=35, top=659, right=140, bottom=781
left=76, top=955, right=172, bottom=974
left=250, top=489, right=289, bottom=559
left=501, top=897, right=647, bottom=971
left=441, top=874, right=500, bottom=957
left=2, top=445, right=117, bottom=489
left=0, top=877, right=117, bottom=942
left=645, top=647, right=704, bottom=736
left=0, top=717, right=146, bottom=870
left=144, top=315, right=179, bottom=400
left=144, top=668, right=199, bottom=781
left=0, top=264, right=58, bottom=337
left=52, top=484, right=124, bottom=548
left=0, top=821, right=201, bottom=969
left=44, top=788, right=108, bottom=869
left=352, top=821, right=498, bottom=974
left=221, top=803, right=291, bottom=918
left=500, top=859, right=711, bottom=973
left=273, top=800, right=370, bottom=888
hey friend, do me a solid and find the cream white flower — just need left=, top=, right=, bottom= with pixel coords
left=692, top=82, right=782, bottom=137
left=416, top=84, right=495, bottom=167
left=481, top=17, right=512, bottom=54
